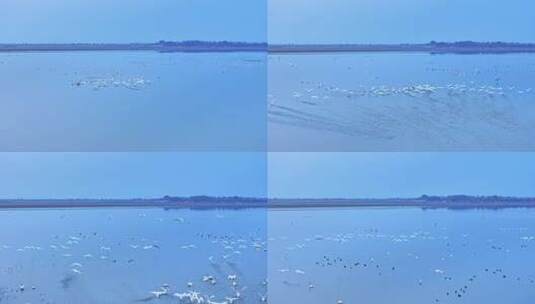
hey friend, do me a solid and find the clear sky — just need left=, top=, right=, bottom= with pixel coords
left=0, top=0, right=266, bottom=43
left=269, top=0, right=535, bottom=44
left=0, top=153, right=266, bottom=199
left=268, top=153, right=535, bottom=198
left=2, top=152, right=534, bottom=199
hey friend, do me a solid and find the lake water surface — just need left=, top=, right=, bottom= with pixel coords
left=3, top=207, right=534, bottom=303
left=0, top=52, right=266, bottom=151
left=269, top=53, right=535, bottom=151
left=269, top=207, right=535, bottom=304
left=0, top=208, right=267, bottom=303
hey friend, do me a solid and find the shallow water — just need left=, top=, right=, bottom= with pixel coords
left=0, top=208, right=267, bottom=303
left=3, top=207, right=535, bottom=303
left=0, top=52, right=266, bottom=151
left=268, top=53, right=535, bottom=151
left=268, top=207, right=535, bottom=304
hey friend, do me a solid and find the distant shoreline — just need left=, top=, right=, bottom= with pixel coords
left=268, top=42, right=535, bottom=54
left=1, top=196, right=535, bottom=210
left=1, top=41, right=535, bottom=54
left=0, top=41, right=267, bottom=53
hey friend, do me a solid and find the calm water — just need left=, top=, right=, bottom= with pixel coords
left=0, top=52, right=266, bottom=151
left=269, top=207, right=535, bottom=304
left=2, top=207, right=534, bottom=303
left=268, top=53, right=535, bottom=151
left=0, top=208, right=267, bottom=303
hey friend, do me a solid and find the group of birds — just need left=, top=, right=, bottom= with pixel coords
left=284, top=80, right=534, bottom=103
left=268, top=55, right=535, bottom=149
left=72, top=75, right=151, bottom=91
left=270, top=220, right=535, bottom=304
left=143, top=274, right=267, bottom=304
left=3, top=205, right=535, bottom=304
left=0, top=210, right=268, bottom=303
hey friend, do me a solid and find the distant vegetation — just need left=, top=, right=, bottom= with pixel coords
left=162, top=195, right=266, bottom=203
left=0, top=40, right=267, bottom=53
left=1, top=195, right=534, bottom=210
left=268, top=195, right=535, bottom=209
left=419, top=194, right=535, bottom=203
left=1, top=40, right=534, bottom=54
left=157, top=40, right=267, bottom=48
left=269, top=41, right=535, bottom=54
left=428, top=41, right=535, bottom=47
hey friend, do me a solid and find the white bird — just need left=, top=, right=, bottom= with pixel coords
left=225, top=296, right=239, bottom=304
left=227, top=274, right=237, bottom=281
left=202, top=275, right=217, bottom=285
left=174, top=291, right=206, bottom=304
left=150, top=286, right=169, bottom=298
left=278, top=269, right=289, bottom=273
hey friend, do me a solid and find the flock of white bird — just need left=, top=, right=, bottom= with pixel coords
left=269, top=223, right=535, bottom=303
left=2, top=209, right=535, bottom=304
left=285, top=81, right=534, bottom=102
left=0, top=211, right=268, bottom=304
left=268, top=56, right=535, bottom=149
left=71, top=75, right=151, bottom=91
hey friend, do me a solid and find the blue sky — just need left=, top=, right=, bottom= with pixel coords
left=4, top=1, right=534, bottom=44
left=0, top=0, right=266, bottom=43
left=0, top=153, right=266, bottom=199
left=268, top=153, right=535, bottom=198
left=1, top=153, right=534, bottom=199
left=269, top=0, right=535, bottom=43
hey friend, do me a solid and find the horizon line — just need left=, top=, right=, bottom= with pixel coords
left=3, top=41, right=535, bottom=54
left=1, top=194, right=535, bottom=200
left=2, top=40, right=535, bottom=45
